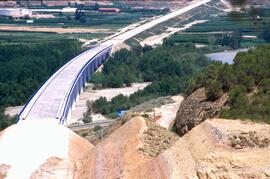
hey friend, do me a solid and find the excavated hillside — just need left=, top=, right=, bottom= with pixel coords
left=0, top=120, right=93, bottom=179
left=0, top=116, right=270, bottom=178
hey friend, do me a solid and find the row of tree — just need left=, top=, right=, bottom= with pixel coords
left=91, top=43, right=210, bottom=117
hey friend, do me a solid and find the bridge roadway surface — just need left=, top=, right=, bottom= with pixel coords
left=18, top=0, right=213, bottom=123
left=18, top=45, right=112, bottom=122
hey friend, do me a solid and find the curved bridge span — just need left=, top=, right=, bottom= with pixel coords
left=17, top=0, right=213, bottom=124
left=18, top=44, right=112, bottom=123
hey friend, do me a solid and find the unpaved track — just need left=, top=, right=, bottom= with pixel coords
left=0, top=25, right=112, bottom=34
left=155, top=95, right=184, bottom=129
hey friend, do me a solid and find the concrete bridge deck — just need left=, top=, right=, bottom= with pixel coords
left=18, top=44, right=112, bottom=123
left=17, top=0, right=213, bottom=124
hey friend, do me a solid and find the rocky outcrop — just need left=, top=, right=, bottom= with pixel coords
left=175, top=88, right=228, bottom=136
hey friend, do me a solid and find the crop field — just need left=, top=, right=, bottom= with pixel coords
left=178, top=7, right=270, bottom=47
left=0, top=3, right=166, bottom=45
left=124, top=1, right=223, bottom=48
left=125, top=0, right=270, bottom=49
left=0, top=8, right=165, bottom=30
left=0, top=31, right=110, bottom=46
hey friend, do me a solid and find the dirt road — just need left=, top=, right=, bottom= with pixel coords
left=0, top=25, right=112, bottom=34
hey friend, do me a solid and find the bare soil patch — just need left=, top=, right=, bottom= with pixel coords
left=0, top=25, right=111, bottom=34
left=138, top=119, right=179, bottom=158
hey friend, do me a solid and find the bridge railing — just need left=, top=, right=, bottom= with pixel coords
left=57, top=44, right=112, bottom=123
left=17, top=45, right=99, bottom=122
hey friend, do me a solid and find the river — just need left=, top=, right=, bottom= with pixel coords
left=206, top=49, right=249, bottom=64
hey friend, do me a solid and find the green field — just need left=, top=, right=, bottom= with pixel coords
left=178, top=7, right=270, bottom=47
left=0, top=6, right=165, bottom=30
left=125, top=1, right=270, bottom=49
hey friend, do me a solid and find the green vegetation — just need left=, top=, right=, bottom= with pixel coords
left=167, top=7, right=270, bottom=48
left=0, top=31, right=108, bottom=43
left=167, top=31, right=243, bottom=49
left=0, top=108, right=15, bottom=130
left=82, top=101, right=93, bottom=123
left=0, top=37, right=82, bottom=130
left=0, top=4, right=164, bottom=29
left=187, top=45, right=270, bottom=123
left=91, top=43, right=210, bottom=117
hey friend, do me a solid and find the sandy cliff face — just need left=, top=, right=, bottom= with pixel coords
left=80, top=117, right=179, bottom=179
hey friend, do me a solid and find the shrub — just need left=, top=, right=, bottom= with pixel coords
left=82, top=115, right=92, bottom=123
left=205, top=80, right=224, bottom=100
left=93, top=125, right=102, bottom=131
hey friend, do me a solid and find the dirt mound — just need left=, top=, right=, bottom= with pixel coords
left=80, top=116, right=149, bottom=178
left=130, top=118, right=270, bottom=179
left=79, top=116, right=270, bottom=179
left=175, top=88, right=228, bottom=136
left=0, top=120, right=93, bottom=179
left=1, top=116, right=270, bottom=178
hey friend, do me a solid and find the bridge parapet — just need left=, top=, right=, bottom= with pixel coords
left=18, top=44, right=112, bottom=123
left=58, top=45, right=112, bottom=123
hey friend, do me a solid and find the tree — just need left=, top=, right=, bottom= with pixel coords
left=66, top=16, right=72, bottom=21
left=229, top=0, right=246, bottom=6
left=75, top=9, right=84, bottom=20
left=80, top=16, right=86, bottom=24
left=208, top=35, right=217, bottom=46
left=82, top=115, right=92, bottom=123
left=259, top=79, right=270, bottom=93
left=263, top=30, right=270, bottom=42
left=228, top=85, right=248, bottom=109
left=131, top=45, right=143, bottom=56
left=92, top=97, right=110, bottom=114
left=220, top=31, right=241, bottom=49
left=94, top=3, right=99, bottom=11
left=205, top=80, right=224, bottom=100
left=163, top=38, right=175, bottom=47
left=142, top=45, right=153, bottom=53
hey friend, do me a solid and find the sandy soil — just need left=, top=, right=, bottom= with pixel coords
left=79, top=117, right=150, bottom=179
left=78, top=117, right=270, bottom=179
left=70, top=83, right=150, bottom=124
left=79, top=38, right=99, bottom=47
left=111, top=42, right=131, bottom=53
left=4, top=106, right=23, bottom=117
left=132, top=118, right=270, bottom=179
left=1, top=116, right=270, bottom=178
left=145, top=95, right=184, bottom=129
left=31, top=14, right=55, bottom=19
left=0, top=120, right=93, bottom=179
left=0, top=25, right=112, bottom=34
